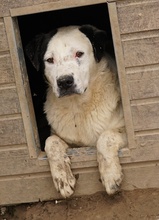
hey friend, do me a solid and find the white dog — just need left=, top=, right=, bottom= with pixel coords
left=26, top=25, right=127, bottom=198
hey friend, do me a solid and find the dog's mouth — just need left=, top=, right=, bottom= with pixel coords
left=58, top=87, right=87, bottom=98
left=59, top=89, right=80, bottom=98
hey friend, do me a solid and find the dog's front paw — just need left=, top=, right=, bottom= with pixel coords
left=98, top=153, right=123, bottom=195
left=52, top=156, right=76, bottom=198
left=101, top=169, right=123, bottom=195
left=45, top=135, right=76, bottom=198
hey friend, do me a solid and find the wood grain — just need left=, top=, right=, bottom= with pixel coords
left=0, top=54, right=15, bottom=84
left=126, top=65, right=159, bottom=100
left=117, top=1, right=159, bottom=34
left=0, top=117, right=26, bottom=146
left=0, top=22, right=9, bottom=52
left=131, top=102, right=159, bottom=131
left=122, top=37, right=159, bottom=67
left=0, top=88, right=21, bottom=115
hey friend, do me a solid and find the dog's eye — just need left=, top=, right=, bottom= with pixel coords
left=46, top=57, right=54, bottom=64
left=75, top=51, right=84, bottom=58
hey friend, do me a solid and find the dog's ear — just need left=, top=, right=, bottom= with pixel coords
left=79, top=25, right=107, bottom=62
left=25, top=34, right=45, bottom=71
left=25, top=30, right=57, bottom=71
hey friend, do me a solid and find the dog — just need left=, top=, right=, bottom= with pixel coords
left=26, top=25, right=127, bottom=198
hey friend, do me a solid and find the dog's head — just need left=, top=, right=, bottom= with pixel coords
left=26, top=25, right=107, bottom=98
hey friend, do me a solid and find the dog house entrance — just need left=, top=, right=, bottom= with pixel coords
left=17, top=3, right=115, bottom=153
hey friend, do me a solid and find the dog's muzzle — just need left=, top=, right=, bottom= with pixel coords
left=57, top=75, right=77, bottom=97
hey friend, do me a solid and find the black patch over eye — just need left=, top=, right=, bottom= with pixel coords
left=76, top=51, right=84, bottom=58
left=46, top=57, right=54, bottom=63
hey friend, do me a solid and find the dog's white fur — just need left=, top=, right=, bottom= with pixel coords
left=25, top=25, right=127, bottom=198
left=42, top=26, right=127, bottom=198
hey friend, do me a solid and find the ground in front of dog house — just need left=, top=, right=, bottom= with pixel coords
left=1, top=188, right=159, bottom=219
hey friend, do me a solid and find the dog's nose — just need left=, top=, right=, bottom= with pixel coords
left=57, top=75, right=74, bottom=90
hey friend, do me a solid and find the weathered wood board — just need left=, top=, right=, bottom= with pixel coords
left=127, top=65, right=159, bottom=100
left=0, top=54, right=15, bottom=84
left=1, top=161, right=159, bottom=205
left=0, top=87, right=21, bottom=115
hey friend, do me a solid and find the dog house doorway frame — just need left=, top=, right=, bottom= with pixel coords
left=4, top=0, right=132, bottom=161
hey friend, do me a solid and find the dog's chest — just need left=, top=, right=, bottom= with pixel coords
left=47, top=100, right=108, bottom=147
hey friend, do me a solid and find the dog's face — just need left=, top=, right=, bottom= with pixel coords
left=44, top=26, right=95, bottom=97
left=26, top=25, right=107, bottom=98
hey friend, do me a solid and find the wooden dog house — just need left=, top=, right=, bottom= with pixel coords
left=0, top=0, right=159, bottom=205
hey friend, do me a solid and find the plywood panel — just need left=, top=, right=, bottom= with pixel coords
left=122, top=37, right=159, bottom=67
left=126, top=65, right=159, bottom=100
left=117, top=1, right=159, bottom=34
left=0, top=87, right=21, bottom=115
left=131, top=102, right=159, bottom=131
left=0, top=54, right=15, bottom=84
left=0, top=117, right=26, bottom=146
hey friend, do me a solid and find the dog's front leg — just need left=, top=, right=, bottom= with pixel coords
left=45, top=135, right=76, bottom=198
left=97, top=129, right=126, bottom=195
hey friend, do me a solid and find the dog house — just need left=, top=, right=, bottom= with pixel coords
left=0, top=0, right=159, bottom=205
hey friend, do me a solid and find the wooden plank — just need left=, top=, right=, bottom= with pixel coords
left=1, top=162, right=159, bottom=205
left=4, top=17, right=40, bottom=158
left=133, top=132, right=159, bottom=162
left=39, top=142, right=159, bottom=165
left=0, top=1, right=8, bottom=17
left=121, top=162, right=159, bottom=191
left=131, top=102, right=159, bottom=131
left=116, top=130, right=159, bottom=163
left=0, top=117, right=27, bottom=146
left=0, top=0, right=33, bottom=17
left=128, top=78, right=159, bottom=100
left=117, top=1, right=159, bottom=34
left=33, top=0, right=68, bottom=4
left=0, top=145, right=28, bottom=159
left=108, top=2, right=136, bottom=149
left=0, top=21, right=9, bottom=52
left=0, top=146, right=130, bottom=176
left=0, top=87, right=21, bottom=115
left=38, top=147, right=131, bottom=168
left=0, top=169, right=102, bottom=205
left=0, top=54, right=15, bottom=84
left=0, top=155, right=49, bottom=176
left=10, top=0, right=106, bottom=16
left=122, top=36, right=159, bottom=67
left=126, top=65, right=159, bottom=100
